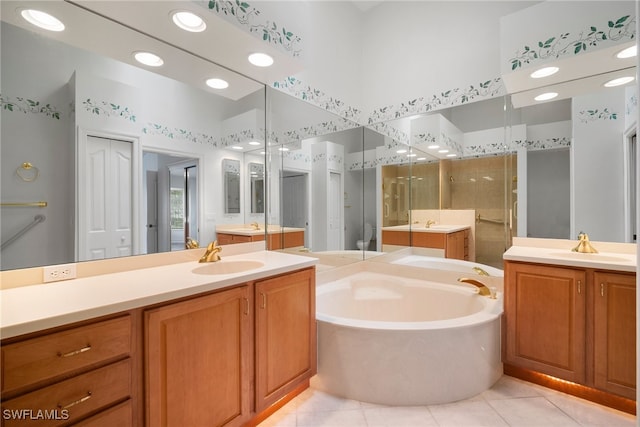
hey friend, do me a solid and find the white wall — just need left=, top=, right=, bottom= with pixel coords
left=572, top=87, right=627, bottom=241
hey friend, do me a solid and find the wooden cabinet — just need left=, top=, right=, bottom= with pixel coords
left=144, top=266, right=316, bottom=426
left=593, top=271, right=636, bottom=399
left=504, top=262, right=586, bottom=383
left=255, top=268, right=316, bottom=412
left=1, top=315, right=135, bottom=427
left=382, top=228, right=469, bottom=260
left=267, top=231, right=305, bottom=250
left=145, top=285, right=251, bottom=427
left=216, top=232, right=265, bottom=245
left=504, top=261, right=636, bottom=408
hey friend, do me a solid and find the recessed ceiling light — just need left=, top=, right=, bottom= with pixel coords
left=249, top=141, right=261, bottom=146
left=427, top=145, right=440, bottom=149
left=604, top=76, right=635, bottom=87
left=172, top=11, right=206, bottom=32
left=134, top=51, right=164, bottom=67
left=248, top=53, right=274, bottom=67
left=530, top=66, right=559, bottom=79
left=260, top=151, right=266, bottom=154
left=21, top=9, right=65, bottom=32
left=232, top=146, right=243, bottom=150
left=534, top=92, right=558, bottom=101
left=616, top=45, right=637, bottom=59
left=438, top=149, right=449, bottom=154
left=417, top=157, right=426, bottom=161
left=446, top=153, right=457, bottom=158
left=396, top=149, right=407, bottom=154
left=278, top=147, right=289, bottom=152
left=206, top=78, right=229, bottom=89
left=407, top=153, right=417, bottom=157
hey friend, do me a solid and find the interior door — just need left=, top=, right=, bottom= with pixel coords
left=82, top=135, right=132, bottom=260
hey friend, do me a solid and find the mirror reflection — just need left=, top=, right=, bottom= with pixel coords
left=1, top=9, right=266, bottom=270
left=248, top=163, right=265, bottom=214
left=223, top=159, right=241, bottom=215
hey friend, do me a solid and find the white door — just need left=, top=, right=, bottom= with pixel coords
left=328, top=172, right=342, bottom=250
left=81, top=135, right=132, bottom=260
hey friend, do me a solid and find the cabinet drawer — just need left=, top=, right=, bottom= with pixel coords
left=2, top=316, right=131, bottom=393
left=1, top=359, right=131, bottom=427
left=73, top=400, right=132, bottom=427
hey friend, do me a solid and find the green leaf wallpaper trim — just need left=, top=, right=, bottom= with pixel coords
left=83, top=99, right=137, bottom=122
left=509, top=14, right=635, bottom=70
left=578, top=107, right=618, bottom=123
left=203, top=0, right=302, bottom=57
left=1, top=94, right=61, bottom=120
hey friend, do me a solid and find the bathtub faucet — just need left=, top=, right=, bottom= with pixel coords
left=458, top=278, right=496, bottom=299
left=199, top=240, right=222, bottom=263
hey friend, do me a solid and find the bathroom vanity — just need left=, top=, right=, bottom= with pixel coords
left=503, top=238, right=636, bottom=414
left=381, top=225, right=470, bottom=260
left=216, top=226, right=305, bottom=250
left=0, top=250, right=316, bottom=426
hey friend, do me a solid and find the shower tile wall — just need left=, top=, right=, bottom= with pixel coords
left=445, top=155, right=516, bottom=268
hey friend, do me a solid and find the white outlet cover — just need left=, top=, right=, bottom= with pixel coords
left=43, top=263, right=77, bottom=283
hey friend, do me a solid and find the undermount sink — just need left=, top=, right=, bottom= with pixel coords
left=192, top=260, right=265, bottom=275
left=548, top=252, right=632, bottom=263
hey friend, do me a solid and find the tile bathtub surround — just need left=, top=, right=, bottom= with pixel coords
left=259, top=376, right=636, bottom=427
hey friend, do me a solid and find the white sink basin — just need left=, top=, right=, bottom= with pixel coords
left=192, top=260, right=265, bottom=275
left=548, top=252, right=632, bottom=263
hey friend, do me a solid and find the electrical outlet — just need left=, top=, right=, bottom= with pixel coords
left=43, top=263, right=77, bottom=283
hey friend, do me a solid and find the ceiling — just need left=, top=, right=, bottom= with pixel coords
left=1, top=0, right=304, bottom=100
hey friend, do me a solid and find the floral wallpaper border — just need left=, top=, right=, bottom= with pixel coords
left=578, top=108, right=618, bottom=123
left=509, top=14, right=635, bottom=71
left=198, top=0, right=302, bottom=57
left=1, top=94, right=62, bottom=120
left=83, top=98, right=136, bottom=122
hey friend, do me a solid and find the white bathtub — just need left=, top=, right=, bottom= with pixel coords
left=313, top=270, right=503, bottom=406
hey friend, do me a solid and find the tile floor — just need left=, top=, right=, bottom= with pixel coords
left=259, top=375, right=636, bottom=427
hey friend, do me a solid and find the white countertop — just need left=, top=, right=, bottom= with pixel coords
left=382, top=224, right=470, bottom=233
left=503, top=244, right=636, bottom=273
left=0, top=250, right=316, bottom=339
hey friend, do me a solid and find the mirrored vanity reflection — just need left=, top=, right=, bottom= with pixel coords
left=0, top=3, right=267, bottom=270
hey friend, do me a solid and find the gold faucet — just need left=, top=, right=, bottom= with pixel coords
left=572, top=232, right=598, bottom=253
left=458, top=278, right=496, bottom=298
left=250, top=222, right=260, bottom=230
left=425, top=219, right=436, bottom=228
left=185, top=237, right=199, bottom=249
left=472, top=266, right=490, bottom=276
left=199, top=240, right=222, bottom=263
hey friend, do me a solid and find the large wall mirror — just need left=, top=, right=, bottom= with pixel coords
left=0, top=2, right=267, bottom=270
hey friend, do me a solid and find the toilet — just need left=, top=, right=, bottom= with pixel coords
left=356, top=223, right=373, bottom=251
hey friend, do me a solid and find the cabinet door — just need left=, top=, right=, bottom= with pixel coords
left=145, top=286, right=251, bottom=427
left=593, top=271, right=636, bottom=399
left=445, top=231, right=465, bottom=260
left=505, top=262, right=586, bottom=383
left=255, top=268, right=316, bottom=412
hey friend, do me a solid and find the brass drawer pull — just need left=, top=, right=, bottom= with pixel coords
left=601, top=283, right=605, bottom=297
left=577, top=280, right=581, bottom=294
left=261, top=292, right=266, bottom=309
left=58, top=391, right=92, bottom=409
left=58, top=344, right=91, bottom=358
left=244, top=297, right=249, bottom=315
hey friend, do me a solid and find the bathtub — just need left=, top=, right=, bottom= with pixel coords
left=313, top=270, right=503, bottom=406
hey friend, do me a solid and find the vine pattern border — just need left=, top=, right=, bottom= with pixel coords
left=1, top=94, right=62, bottom=120
left=509, top=15, right=635, bottom=71
left=203, top=0, right=302, bottom=57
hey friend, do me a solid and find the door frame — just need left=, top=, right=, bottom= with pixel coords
left=281, top=168, right=310, bottom=248
left=76, top=127, right=140, bottom=261
left=141, top=147, right=204, bottom=253
left=623, top=122, right=637, bottom=243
